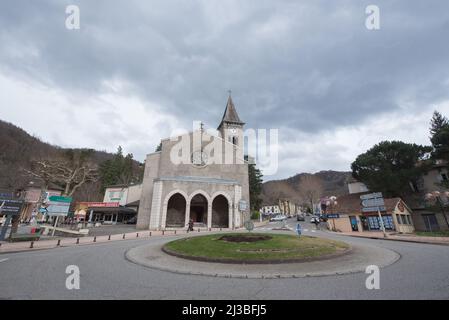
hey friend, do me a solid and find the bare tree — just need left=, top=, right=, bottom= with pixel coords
left=298, top=175, right=324, bottom=212
left=24, top=150, right=98, bottom=196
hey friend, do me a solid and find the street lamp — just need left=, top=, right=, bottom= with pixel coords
left=425, top=191, right=449, bottom=228
left=326, top=196, right=338, bottom=231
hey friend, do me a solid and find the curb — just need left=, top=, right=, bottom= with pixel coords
left=334, top=233, right=449, bottom=246
left=125, top=239, right=401, bottom=279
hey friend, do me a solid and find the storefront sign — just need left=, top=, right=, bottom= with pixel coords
left=0, top=199, right=24, bottom=216
left=80, top=202, right=120, bottom=208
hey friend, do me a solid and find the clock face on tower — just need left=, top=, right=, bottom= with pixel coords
left=230, top=128, right=237, bottom=134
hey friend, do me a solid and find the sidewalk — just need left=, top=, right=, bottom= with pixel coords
left=0, top=228, right=223, bottom=254
left=337, top=231, right=449, bottom=246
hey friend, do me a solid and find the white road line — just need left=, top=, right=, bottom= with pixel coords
left=0, top=258, right=9, bottom=263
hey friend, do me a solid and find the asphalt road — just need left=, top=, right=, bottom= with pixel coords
left=1, top=218, right=448, bottom=299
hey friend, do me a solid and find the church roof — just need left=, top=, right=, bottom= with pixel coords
left=220, top=95, right=244, bottom=125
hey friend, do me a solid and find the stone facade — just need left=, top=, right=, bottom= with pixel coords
left=137, top=96, right=250, bottom=230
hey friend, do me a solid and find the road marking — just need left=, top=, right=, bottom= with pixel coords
left=0, top=258, right=9, bottom=263
left=311, top=230, right=316, bottom=233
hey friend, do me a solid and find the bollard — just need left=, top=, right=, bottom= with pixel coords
left=30, top=241, right=34, bottom=248
left=209, top=228, right=211, bottom=232
left=76, top=238, right=80, bottom=244
left=57, top=239, right=61, bottom=246
left=123, top=234, right=126, bottom=239
left=174, top=230, right=176, bottom=235
left=108, top=235, right=111, bottom=240
left=93, top=236, right=96, bottom=243
left=150, top=231, right=152, bottom=237
left=198, top=228, right=200, bottom=232
left=162, top=230, right=165, bottom=235
left=136, top=233, right=139, bottom=238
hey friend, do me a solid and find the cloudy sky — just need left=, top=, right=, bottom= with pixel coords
left=1, top=0, right=449, bottom=180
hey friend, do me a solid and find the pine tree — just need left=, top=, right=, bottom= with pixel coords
left=430, top=111, right=449, bottom=161
left=430, top=111, right=448, bottom=137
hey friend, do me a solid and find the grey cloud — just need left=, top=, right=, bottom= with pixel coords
left=1, top=0, right=449, bottom=178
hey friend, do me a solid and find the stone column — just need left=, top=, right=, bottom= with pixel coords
left=184, top=201, right=190, bottom=227
left=207, top=203, right=212, bottom=229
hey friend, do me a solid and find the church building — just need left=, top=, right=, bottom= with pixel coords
left=136, top=95, right=250, bottom=230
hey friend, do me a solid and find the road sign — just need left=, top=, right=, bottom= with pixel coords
left=361, top=198, right=385, bottom=207
left=244, top=220, right=254, bottom=231
left=326, top=214, right=340, bottom=219
left=48, top=195, right=72, bottom=203
left=362, top=206, right=386, bottom=212
left=360, top=192, right=387, bottom=237
left=46, top=202, right=71, bottom=216
left=360, top=192, right=383, bottom=200
left=239, top=200, right=248, bottom=212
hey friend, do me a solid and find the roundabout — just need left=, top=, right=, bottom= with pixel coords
left=125, top=231, right=401, bottom=278
left=161, top=233, right=351, bottom=264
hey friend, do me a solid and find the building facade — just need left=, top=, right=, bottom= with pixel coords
left=137, top=95, right=250, bottom=230
left=325, top=193, right=415, bottom=234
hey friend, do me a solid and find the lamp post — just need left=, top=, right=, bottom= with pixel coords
left=425, top=191, right=449, bottom=229
left=326, top=196, right=338, bottom=232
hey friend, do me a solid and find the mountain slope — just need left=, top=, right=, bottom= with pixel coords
left=261, top=170, right=352, bottom=205
left=0, top=119, right=142, bottom=201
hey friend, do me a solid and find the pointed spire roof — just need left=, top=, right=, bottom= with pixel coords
left=219, top=93, right=245, bottom=126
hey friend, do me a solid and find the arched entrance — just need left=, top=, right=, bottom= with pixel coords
left=189, top=194, right=208, bottom=225
left=165, top=193, right=187, bottom=228
left=212, top=195, right=229, bottom=228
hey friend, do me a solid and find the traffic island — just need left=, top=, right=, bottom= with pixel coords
left=161, top=233, right=351, bottom=264
left=125, top=232, right=400, bottom=278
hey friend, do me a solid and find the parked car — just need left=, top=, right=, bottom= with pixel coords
left=297, top=214, right=305, bottom=221
left=310, top=216, right=320, bottom=224
left=270, top=214, right=287, bottom=222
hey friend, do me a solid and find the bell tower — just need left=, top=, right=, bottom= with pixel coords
left=218, top=92, right=245, bottom=150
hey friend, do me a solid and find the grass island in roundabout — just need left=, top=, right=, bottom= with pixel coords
left=162, top=233, right=351, bottom=264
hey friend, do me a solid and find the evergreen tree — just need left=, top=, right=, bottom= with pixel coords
left=245, top=156, right=263, bottom=212
left=99, top=146, right=141, bottom=192
left=430, top=111, right=449, bottom=161
left=430, top=111, right=448, bottom=137
left=351, top=141, right=432, bottom=197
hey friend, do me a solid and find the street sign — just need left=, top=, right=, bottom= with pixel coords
left=362, top=206, right=386, bottom=212
left=326, top=214, right=340, bottom=219
left=360, top=192, right=383, bottom=200
left=239, top=200, right=248, bottom=212
left=360, top=192, right=387, bottom=237
left=46, top=202, right=71, bottom=216
left=48, top=195, right=72, bottom=203
left=361, top=198, right=385, bottom=207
